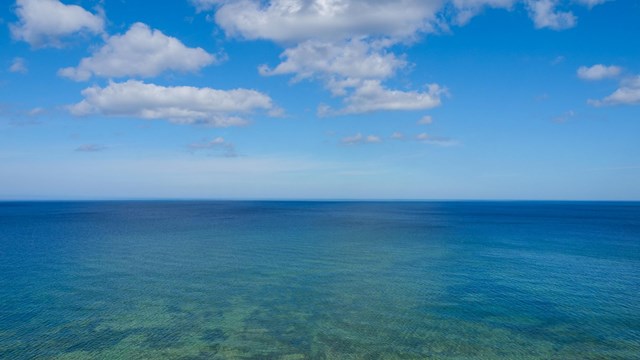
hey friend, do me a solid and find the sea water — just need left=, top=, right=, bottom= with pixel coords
left=1, top=201, right=639, bottom=359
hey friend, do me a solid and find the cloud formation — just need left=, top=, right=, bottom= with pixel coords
left=259, top=39, right=406, bottom=88
left=337, top=81, right=445, bottom=114
left=589, top=76, right=640, bottom=106
left=204, top=0, right=448, bottom=116
left=68, top=80, right=275, bottom=127
left=526, top=0, right=576, bottom=30
left=189, top=137, right=237, bottom=157
left=11, top=0, right=104, bottom=48
left=418, top=115, right=433, bottom=125
left=575, top=0, right=609, bottom=8
left=416, top=133, right=458, bottom=146
left=59, top=23, right=216, bottom=81
left=190, top=0, right=223, bottom=12
left=341, top=133, right=382, bottom=145
left=213, top=0, right=442, bottom=43
left=577, top=64, right=622, bottom=80
left=201, top=0, right=607, bottom=37
left=9, top=57, right=28, bottom=73
left=452, top=0, right=516, bottom=25
left=193, top=0, right=608, bottom=117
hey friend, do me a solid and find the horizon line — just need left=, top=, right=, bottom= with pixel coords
left=1, top=198, right=639, bottom=203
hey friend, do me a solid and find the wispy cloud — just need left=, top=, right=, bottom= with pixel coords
left=9, top=57, right=27, bottom=73
left=575, top=0, right=609, bottom=9
left=27, top=107, right=44, bottom=116
left=75, top=144, right=107, bottom=152
left=551, top=55, right=565, bottom=65
left=526, top=0, right=576, bottom=30
left=416, top=133, right=459, bottom=146
left=341, top=133, right=383, bottom=145
left=417, top=115, right=433, bottom=125
left=188, top=137, right=237, bottom=157
left=553, top=110, right=575, bottom=123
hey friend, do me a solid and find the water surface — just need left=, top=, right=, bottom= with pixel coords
left=1, top=201, right=639, bottom=359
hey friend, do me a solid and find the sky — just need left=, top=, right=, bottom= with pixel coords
left=0, top=0, right=639, bottom=200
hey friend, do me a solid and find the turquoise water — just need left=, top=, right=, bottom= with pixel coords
left=1, top=201, right=639, bottom=359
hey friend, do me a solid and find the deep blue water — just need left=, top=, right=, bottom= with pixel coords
left=0, top=201, right=639, bottom=359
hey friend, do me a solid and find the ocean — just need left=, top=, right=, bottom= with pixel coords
left=1, top=201, right=639, bottom=359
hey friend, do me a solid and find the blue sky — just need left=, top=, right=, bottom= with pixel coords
left=0, top=0, right=638, bottom=200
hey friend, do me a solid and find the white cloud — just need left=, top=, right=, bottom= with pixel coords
left=10, top=0, right=104, bottom=48
left=577, top=64, right=622, bottom=81
left=391, top=132, right=405, bottom=140
left=418, top=115, right=433, bottom=125
left=341, top=132, right=382, bottom=145
left=366, top=135, right=382, bottom=143
left=526, top=0, right=576, bottom=30
left=189, top=137, right=237, bottom=157
left=58, top=23, right=216, bottom=81
left=68, top=80, right=275, bottom=127
left=259, top=39, right=406, bottom=85
left=213, top=1, right=449, bottom=113
left=214, top=0, right=442, bottom=43
left=333, top=80, right=445, bottom=115
left=588, top=76, right=640, bottom=106
left=200, top=0, right=596, bottom=117
left=9, top=57, right=27, bottom=73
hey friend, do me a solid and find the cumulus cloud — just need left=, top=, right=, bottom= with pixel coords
left=75, top=144, right=107, bottom=152
left=341, top=133, right=382, bottom=145
left=331, top=80, right=445, bottom=115
left=58, top=23, right=216, bottom=81
left=11, top=0, right=104, bottom=48
left=391, top=132, right=405, bottom=140
left=588, top=76, right=640, bottom=106
left=188, top=136, right=237, bottom=157
left=196, top=0, right=604, bottom=116
left=526, top=0, right=576, bottom=30
left=259, top=39, right=406, bottom=85
left=206, top=1, right=449, bottom=114
left=68, top=80, right=275, bottom=127
left=213, top=0, right=442, bottom=43
left=577, top=64, right=622, bottom=81
left=9, top=57, right=27, bottom=73
left=204, top=1, right=606, bottom=40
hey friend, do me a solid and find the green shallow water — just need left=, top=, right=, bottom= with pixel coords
left=1, top=201, right=639, bottom=359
